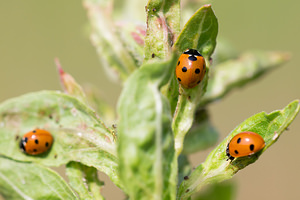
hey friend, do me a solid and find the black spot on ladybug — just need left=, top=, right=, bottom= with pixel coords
left=24, top=137, right=28, bottom=143
left=182, top=67, right=187, bottom=72
left=33, top=149, right=37, bottom=152
left=234, top=150, right=239, bottom=154
left=184, top=176, right=189, bottom=180
left=188, top=56, right=197, bottom=61
left=195, top=68, right=200, bottom=74
left=250, top=144, right=255, bottom=151
left=178, top=77, right=181, bottom=82
left=45, top=142, right=49, bottom=147
left=32, top=130, right=36, bottom=133
left=237, top=137, right=241, bottom=144
left=177, top=61, right=180, bottom=65
left=35, top=139, right=39, bottom=144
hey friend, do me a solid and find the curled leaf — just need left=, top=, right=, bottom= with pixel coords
left=201, top=51, right=290, bottom=106
left=178, top=100, right=300, bottom=199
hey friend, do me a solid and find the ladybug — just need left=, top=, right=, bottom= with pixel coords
left=19, top=129, right=53, bottom=155
left=175, top=49, right=206, bottom=88
left=226, top=131, right=265, bottom=161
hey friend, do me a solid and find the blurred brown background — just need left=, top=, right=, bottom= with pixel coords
left=0, top=0, right=299, bottom=199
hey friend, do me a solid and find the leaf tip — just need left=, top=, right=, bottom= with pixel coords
left=202, top=4, right=214, bottom=11
left=275, top=51, right=291, bottom=62
left=55, top=58, right=63, bottom=74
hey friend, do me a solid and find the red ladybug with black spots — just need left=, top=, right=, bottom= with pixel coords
left=226, top=131, right=265, bottom=161
left=20, top=129, right=53, bottom=155
left=176, top=49, right=206, bottom=88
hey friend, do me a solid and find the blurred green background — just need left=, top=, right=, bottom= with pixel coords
left=0, top=0, right=299, bottom=199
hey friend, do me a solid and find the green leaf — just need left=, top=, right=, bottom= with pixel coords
left=193, top=181, right=235, bottom=200
left=117, top=58, right=177, bottom=200
left=174, top=4, right=218, bottom=60
left=144, top=0, right=180, bottom=61
left=178, top=154, right=192, bottom=185
left=177, top=100, right=300, bottom=199
left=84, top=0, right=138, bottom=81
left=182, top=109, right=218, bottom=155
left=66, top=162, right=104, bottom=200
left=0, top=156, right=78, bottom=200
left=0, top=91, right=121, bottom=188
left=201, top=51, right=290, bottom=106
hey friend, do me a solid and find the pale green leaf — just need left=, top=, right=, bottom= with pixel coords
left=178, top=100, right=300, bottom=199
left=66, top=162, right=104, bottom=200
left=117, top=58, right=177, bottom=200
left=193, top=181, right=235, bottom=200
left=0, top=91, right=120, bottom=188
left=84, top=0, right=138, bottom=81
left=144, top=0, right=180, bottom=61
left=0, top=157, right=78, bottom=200
left=201, top=51, right=290, bottom=106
